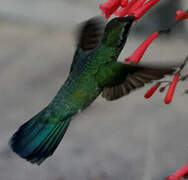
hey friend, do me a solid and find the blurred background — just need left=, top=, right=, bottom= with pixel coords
left=0, top=0, right=188, bottom=180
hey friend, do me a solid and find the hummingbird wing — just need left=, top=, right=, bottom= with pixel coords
left=75, top=16, right=105, bottom=52
left=102, top=63, right=174, bottom=101
left=70, top=16, right=105, bottom=73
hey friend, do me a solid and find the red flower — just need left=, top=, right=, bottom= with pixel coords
left=133, top=0, right=160, bottom=20
left=121, top=0, right=128, bottom=7
left=100, top=0, right=160, bottom=20
left=125, top=32, right=159, bottom=64
left=99, top=0, right=121, bottom=18
left=127, top=0, right=146, bottom=16
left=175, top=10, right=188, bottom=21
left=166, top=164, right=188, bottom=180
left=114, top=7, right=129, bottom=17
left=114, top=0, right=138, bottom=17
left=144, top=83, right=160, bottom=99
left=123, top=0, right=138, bottom=13
left=164, top=73, right=179, bottom=104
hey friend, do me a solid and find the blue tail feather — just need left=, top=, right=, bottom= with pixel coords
left=9, top=108, right=71, bottom=165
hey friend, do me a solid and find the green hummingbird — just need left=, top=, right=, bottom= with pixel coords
left=10, top=15, right=173, bottom=165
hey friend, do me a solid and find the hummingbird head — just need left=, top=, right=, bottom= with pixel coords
left=102, top=16, right=134, bottom=49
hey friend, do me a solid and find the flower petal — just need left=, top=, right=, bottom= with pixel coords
left=133, top=0, right=160, bottom=21
left=144, top=83, right=160, bottom=99
left=99, top=0, right=121, bottom=18
left=114, top=0, right=137, bottom=17
left=125, top=32, right=159, bottom=64
left=165, top=164, right=188, bottom=180
left=127, top=0, right=147, bottom=15
left=175, top=10, right=188, bottom=21
left=114, top=7, right=129, bottom=17
left=164, top=73, right=179, bottom=104
left=121, top=0, right=128, bottom=7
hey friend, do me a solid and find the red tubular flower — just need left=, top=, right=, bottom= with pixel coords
left=133, top=0, right=160, bottom=21
left=144, top=83, right=160, bottom=99
left=125, top=32, right=159, bottom=64
left=124, top=0, right=138, bottom=9
left=175, top=10, right=188, bottom=21
left=101, top=0, right=160, bottom=20
left=121, top=0, right=128, bottom=7
left=164, top=73, right=179, bottom=104
left=99, top=0, right=121, bottom=18
left=114, top=0, right=138, bottom=17
left=166, top=165, right=188, bottom=180
left=127, top=0, right=147, bottom=15
left=114, top=7, right=129, bottom=17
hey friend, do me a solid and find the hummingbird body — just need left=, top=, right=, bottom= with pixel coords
left=50, top=37, right=129, bottom=115
left=49, top=45, right=112, bottom=115
left=10, top=16, right=173, bottom=165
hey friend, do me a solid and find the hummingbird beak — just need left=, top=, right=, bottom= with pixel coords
left=122, top=15, right=134, bottom=29
left=121, top=15, right=135, bottom=23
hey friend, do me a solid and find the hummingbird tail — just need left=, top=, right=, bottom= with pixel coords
left=9, top=107, right=71, bottom=165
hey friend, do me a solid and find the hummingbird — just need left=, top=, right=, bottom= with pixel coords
left=10, top=15, right=173, bottom=165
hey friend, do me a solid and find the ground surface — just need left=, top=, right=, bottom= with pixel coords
left=0, top=1, right=188, bottom=180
